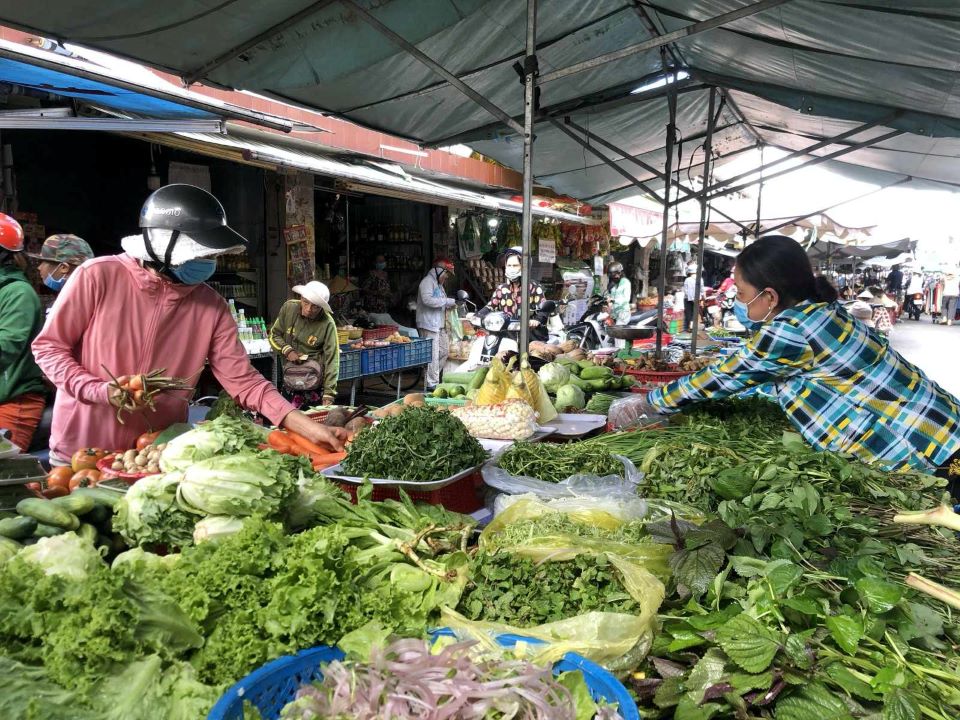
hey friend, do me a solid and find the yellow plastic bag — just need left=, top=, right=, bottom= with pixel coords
left=480, top=496, right=673, bottom=574
left=519, top=353, right=557, bottom=424
left=476, top=356, right=514, bottom=405
left=441, top=558, right=662, bottom=671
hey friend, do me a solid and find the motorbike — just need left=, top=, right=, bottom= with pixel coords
left=906, top=292, right=924, bottom=321
left=566, top=295, right=662, bottom=351
left=456, top=294, right=557, bottom=372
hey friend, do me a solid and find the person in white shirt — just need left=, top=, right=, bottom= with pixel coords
left=682, top=268, right=700, bottom=331
left=941, top=270, right=960, bottom=326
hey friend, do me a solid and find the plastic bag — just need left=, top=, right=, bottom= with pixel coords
left=482, top=449, right=642, bottom=501
left=452, top=400, right=537, bottom=440
left=607, top=395, right=666, bottom=430
left=480, top=496, right=673, bottom=574
left=440, top=553, right=663, bottom=671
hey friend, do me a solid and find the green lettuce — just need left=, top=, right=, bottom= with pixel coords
left=176, top=451, right=300, bottom=518
left=17, top=533, right=103, bottom=581
left=159, top=416, right=267, bottom=472
left=113, top=472, right=195, bottom=549
left=193, top=516, right=245, bottom=544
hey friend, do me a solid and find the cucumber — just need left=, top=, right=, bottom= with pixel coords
left=566, top=375, right=593, bottom=392
left=468, top=367, right=489, bottom=391
left=441, top=371, right=476, bottom=386
left=77, top=523, right=99, bottom=544
left=51, top=494, right=97, bottom=517
left=86, top=504, right=112, bottom=528
left=0, top=516, right=38, bottom=540
left=32, top=523, right=67, bottom=538
left=70, top=487, right=121, bottom=510
left=588, top=378, right=612, bottom=391
left=16, top=498, right=80, bottom=530
left=577, top=359, right=595, bottom=371
left=580, top=366, right=614, bottom=380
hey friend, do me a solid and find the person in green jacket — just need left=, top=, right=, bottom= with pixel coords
left=0, top=213, right=46, bottom=451
left=269, top=281, right=340, bottom=407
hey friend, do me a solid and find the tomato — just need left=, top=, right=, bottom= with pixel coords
left=71, top=447, right=108, bottom=473
left=26, top=481, right=42, bottom=496
left=42, top=486, right=69, bottom=499
left=46, top=466, right=75, bottom=491
left=136, top=431, right=161, bottom=451
left=69, top=469, right=102, bottom=490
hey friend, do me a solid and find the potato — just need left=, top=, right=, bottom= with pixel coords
left=387, top=404, right=405, bottom=417
left=403, top=393, right=424, bottom=406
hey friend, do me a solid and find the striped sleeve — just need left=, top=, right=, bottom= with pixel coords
left=648, top=318, right=811, bottom=411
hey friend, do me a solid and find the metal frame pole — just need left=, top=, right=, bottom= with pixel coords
left=656, top=63, right=678, bottom=357
left=755, top=145, right=764, bottom=239
left=690, top=87, right=718, bottom=356
left=519, top=0, right=538, bottom=355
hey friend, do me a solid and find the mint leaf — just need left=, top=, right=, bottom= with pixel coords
left=824, top=663, right=879, bottom=701
left=675, top=696, right=721, bottom=720
left=782, top=633, right=814, bottom=670
left=686, top=648, right=727, bottom=704
left=670, top=543, right=726, bottom=597
left=782, top=596, right=820, bottom=616
left=767, top=562, right=804, bottom=594
left=775, top=682, right=852, bottom=720
left=715, top=613, right=782, bottom=673
left=882, top=688, right=920, bottom=720
left=654, top=676, right=683, bottom=708
left=709, top=467, right=757, bottom=500
left=728, top=555, right=768, bottom=578
left=728, top=670, right=774, bottom=695
left=855, top=577, right=903, bottom=614
left=825, top=615, right=863, bottom=655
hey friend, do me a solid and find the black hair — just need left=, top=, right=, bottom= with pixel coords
left=737, top=235, right=838, bottom=308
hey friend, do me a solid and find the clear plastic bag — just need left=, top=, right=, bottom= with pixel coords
left=607, top=395, right=666, bottom=431
left=482, top=449, right=642, bottom=502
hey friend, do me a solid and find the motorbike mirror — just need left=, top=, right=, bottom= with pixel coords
left=456, top=289, right=470, bottom=301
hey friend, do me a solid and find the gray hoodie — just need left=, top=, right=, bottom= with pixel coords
left=416, top=268, right=455, bottom=331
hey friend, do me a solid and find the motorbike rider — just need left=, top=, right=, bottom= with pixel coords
left=606, top=262, right=632, bottom=348
left=477, top=248, right=547, bottom=340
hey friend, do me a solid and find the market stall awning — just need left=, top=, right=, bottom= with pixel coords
left=4, top=1, right=960, bottom=203
left=137, top=124, right=596, bottom=223
left=0, top=39, right=296, bottom=131
left=805, top=236, right=916, bottom=262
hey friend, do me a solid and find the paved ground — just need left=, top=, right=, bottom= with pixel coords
left=890, top=316, right=960, bottom=397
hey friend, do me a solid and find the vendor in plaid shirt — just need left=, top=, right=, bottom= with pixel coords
left=645, top=236, right=960, bottom=483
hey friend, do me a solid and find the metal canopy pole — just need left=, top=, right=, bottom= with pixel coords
left=342, top=0, right=524, bottom=135
left=562, top=116, right=754, bottom=235
left=537, top=0, right=794, bottom=85
left=755, top=145, right=764, bottom=239
left=690, top=87, right=718, bottom=357
left=656, top=63, right=678, bottom=357
left=697, top=129, right=904, bottom=204
left=519, top=0, right=538, bottom=355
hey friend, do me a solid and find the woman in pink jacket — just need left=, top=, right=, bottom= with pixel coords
left=32, top=184, right=345, bottom=465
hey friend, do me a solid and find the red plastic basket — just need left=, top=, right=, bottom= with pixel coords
left=335, top=472, right=483, bottom=514
left=361, top=325, right=398, bottom=341
left=624, top=367, right=692, bottom=383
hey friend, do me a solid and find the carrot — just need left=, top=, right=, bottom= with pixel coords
left=286, top=430, right=334, bottom=455
left=312, top=451, right=347, bottom=465
left=267, top=430, right=294, bottom=453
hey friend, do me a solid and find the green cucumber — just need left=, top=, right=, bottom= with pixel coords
left=70, top=487, right=122, bottom=510
left=468, top=367, right=489, bottom=391
left=85, top=505, right=112, bottom=528
left=441, top=371, right=476, bottom=386
left=77, top=523, right=99, bottom=544
left=577, top=359, right=595, bottom=371
left=32, top=523, right=67, bottom=538
left=580, top=366, right=614, bottom=380
left=50, top=494, right=97, bottom=516
left=588, top=378, right=612, bottom=391
left=0, top=516, right=38, bottom=540
left=16, top=498, right=80, bottom=530
left=566, top=375, right=593, bottom=392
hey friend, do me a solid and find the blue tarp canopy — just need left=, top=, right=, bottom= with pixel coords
left=2, top=1, right=959, bottom=200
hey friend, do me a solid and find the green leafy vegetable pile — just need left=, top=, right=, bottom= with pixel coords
left=342, top=406, right=487, bottom=482
left=584, top=399, right=960, bottom=720
left=459, top=552, right=640, bottom=627
left=497, top=441, right=625, bottom=483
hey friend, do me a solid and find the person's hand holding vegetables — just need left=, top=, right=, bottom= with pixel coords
left=281, top=410, right=347, bottom=452
left=107, top=375, right=148, bottom=412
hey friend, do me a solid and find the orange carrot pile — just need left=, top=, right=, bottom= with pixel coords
left=267, top=429, right=347, bottom=470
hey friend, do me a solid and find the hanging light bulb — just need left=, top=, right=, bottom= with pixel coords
left=146, top=144, right=161, bottom=191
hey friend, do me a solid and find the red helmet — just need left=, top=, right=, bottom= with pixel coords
left=433, top=257, right=455, bottom=274
left=0, top=213, right=24, bottom=252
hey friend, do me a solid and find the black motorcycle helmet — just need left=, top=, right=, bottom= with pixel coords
left=139, top=184, right=246, bottom=269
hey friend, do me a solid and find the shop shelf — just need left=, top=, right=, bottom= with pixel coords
left=338, top=349, right=362, bottom=380
left=400, top=338, right=433, bottom=367
left=360, top=345, right=402, bottom=374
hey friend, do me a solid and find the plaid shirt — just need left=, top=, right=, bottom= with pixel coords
left=648, top=301, right=960, bottom=472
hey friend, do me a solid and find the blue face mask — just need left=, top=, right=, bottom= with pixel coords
left=374, top=262, right=387, bottom=271
left=43, top=267, right=68, bottom=292
left=733, top=290, right=770, bottom=333
left=171, top=258, right=217, bottom=285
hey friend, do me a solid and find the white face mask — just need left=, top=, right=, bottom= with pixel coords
left=505, top=267, right=522, bottom=281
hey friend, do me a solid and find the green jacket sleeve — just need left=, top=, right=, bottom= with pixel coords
left=322, top=319, right=340, bottom=396
left=0, top=280, right=41, bottom=369
left=269, top=301, right=297, bottom=357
